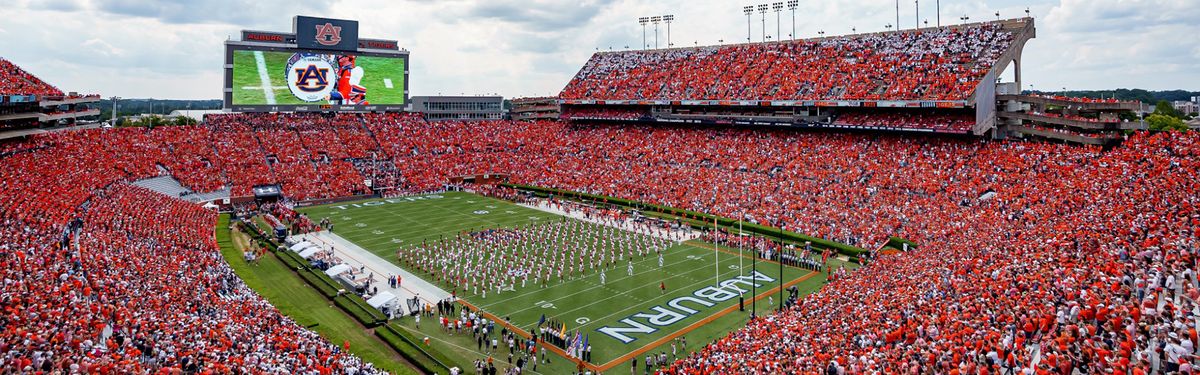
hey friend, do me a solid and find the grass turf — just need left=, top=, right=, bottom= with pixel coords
left=297, top=192, right=825, bottom=370
left=216, top=215, right=419, bottom=374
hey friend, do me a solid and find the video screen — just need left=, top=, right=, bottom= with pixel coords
left=230, top=49, right=406, bottom=106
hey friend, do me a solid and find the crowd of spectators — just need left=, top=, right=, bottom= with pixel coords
left=1027, top=93, right=1137, bottom=104
left=0, top=57, right=63, bottom=97
left=560, top=23, right=1015, bottom=102
left=1028, top=111, right=1121, bottom=123
left=834, top=110, right=976, bottom=133
left=343, top=119, right=1200, bottom=373
left=0, top=180, right=383, bottom=371
left=561, top=106, right=649, bottom=120
left=4, top=108, right=1199, bottom=373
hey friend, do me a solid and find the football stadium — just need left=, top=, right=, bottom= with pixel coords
left=1, top=2, right=1198, bottom=375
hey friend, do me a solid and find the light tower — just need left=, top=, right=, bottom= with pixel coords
left=772, top=2, right=783, bottom=42
left=743, top=5, right=754, bottom=43
left=638, top=17, right=648, bottom=50
left=651, top=16, right=662, bottom=49
left=664, top=15, right=675, bottom=48
left=757, top=4, right=768, bottom=43
left=787, top=0, right=798, bottom=40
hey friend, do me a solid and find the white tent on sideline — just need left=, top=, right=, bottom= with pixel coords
left=324, top=264, right=351, bottom=277
left=289, top=241, right=315, bottom=252
left=366, top=291, right=399, bottom=309
left=298, top=247, right=322, bottom=259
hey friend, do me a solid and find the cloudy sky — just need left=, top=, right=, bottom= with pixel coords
left=1, top=0, right=1197, bottom=99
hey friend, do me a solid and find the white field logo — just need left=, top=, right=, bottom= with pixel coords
left=286, top=53, right=335, bottom=102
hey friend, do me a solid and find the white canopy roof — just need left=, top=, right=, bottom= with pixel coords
left=324, top=264, right=351, bottom=277
left=298, top=247, right=322, bottom=259
left=290, top=241, right=315, bottom=252
left=366, top=291, right=399, bottom=309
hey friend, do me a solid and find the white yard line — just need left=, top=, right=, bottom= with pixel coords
left=253, top=51, right=277, bottom=105
left=241, top=86, right=288, bottom=90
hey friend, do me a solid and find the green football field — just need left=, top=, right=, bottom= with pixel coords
left=297, top=192, right=829, bottom=371
left=231, top=50, right=406, bottom=106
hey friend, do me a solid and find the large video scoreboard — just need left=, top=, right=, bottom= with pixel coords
left=223, top=16, right=409, bottom=112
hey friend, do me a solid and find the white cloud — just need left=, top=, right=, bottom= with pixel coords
left=81, top=39, right=125, bottom=57
left=0, top=0, right=1194, bottom=99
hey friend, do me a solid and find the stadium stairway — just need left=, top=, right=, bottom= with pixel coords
left=131, top=175, right=230, bottom=203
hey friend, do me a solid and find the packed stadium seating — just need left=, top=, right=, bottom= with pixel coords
left=834, top=110, right=976, bottom=133
left=0, top=171, right=382, bottom=372
left=0, top=57, right=63, bottom=97
left=1028, top=93, right=1138, bottom=104
left=561, top=23, right=1015, bottom=101
left=3, top=108, right=1197, bottom=373
left=561, top=106, right=649, bottom=120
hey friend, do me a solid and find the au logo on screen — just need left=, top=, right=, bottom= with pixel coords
left=285, top=53, right=335, bottom=102
left=314, top=23, right=343, bottom=46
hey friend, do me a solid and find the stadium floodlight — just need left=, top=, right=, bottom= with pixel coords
left=1025, top=7, right=1031, bottom=18
left=915, top=0, right=919, bottom=29
left=960, top=15, right=970, bottom=24
left=757, top=4, right=768, bottom=43
left=787, top=0, right=798, bottom=40
left=996, top=11, right=1001, bottom=21
left=663, top=15, right=674, bottom=49
left=651, top=15, right=662, bottom=49
left=639, top=17, right=649, bottom=51
left=886, top=23, right=893, bottom=31
left=743, top=5, right=754, bottom=43
left=895, top=0, right=900, bottom=31
left=772, top=2, right=783, bottom=42
left=936, top=0, right=941, bottom=26
left=851, top=26, right=856, bottom=33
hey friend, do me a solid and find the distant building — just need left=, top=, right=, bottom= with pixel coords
left=409, top=95, right=505, bottom=121
left=1173, top=100, right=1199, bottom=115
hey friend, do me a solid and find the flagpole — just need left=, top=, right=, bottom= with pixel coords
left=778, top=225, right=784, bottom=311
